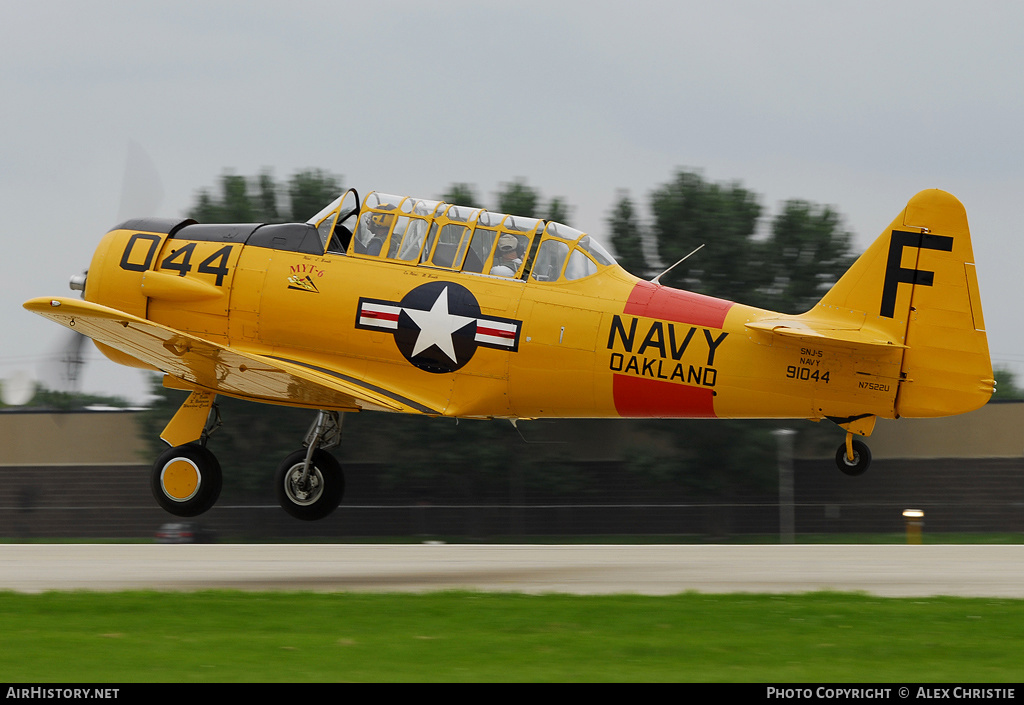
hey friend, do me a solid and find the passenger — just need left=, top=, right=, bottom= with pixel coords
left=490, top=234, right=523, bottom=277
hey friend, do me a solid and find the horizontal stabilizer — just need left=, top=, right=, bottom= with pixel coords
left=745, top=319, right=907, bottom=349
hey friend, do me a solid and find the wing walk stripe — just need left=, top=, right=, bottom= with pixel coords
left=267, top=355, right=440, bottom=415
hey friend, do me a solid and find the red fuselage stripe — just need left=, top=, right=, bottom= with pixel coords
left=612, top=282, right=733, bottom=418
left=612, top=375, right=717, bottom=418
left=623, top=280, right=733, bottom=330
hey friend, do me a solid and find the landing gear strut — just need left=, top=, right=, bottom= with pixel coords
left=275, top=410, right=345, bottom=521
left=151, top=403, right=223, bottom=516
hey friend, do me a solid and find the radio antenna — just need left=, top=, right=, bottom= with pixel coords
left=650, top=243, right=704, bottom=285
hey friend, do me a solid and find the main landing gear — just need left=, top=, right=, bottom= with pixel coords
left=152, top=443, right=223, bottom=517
left=151, top=390, right=345, bottom=521
left=274, top=411, right=345, bottom=521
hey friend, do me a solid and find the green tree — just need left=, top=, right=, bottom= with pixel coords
left=493, top=179, right=572, bottom=225
left=441, top=183, right=482, bottom=209
left=648, top=170, right=854, bottom=312
left=255, top=171, right=280, bottom=223
left=496, top=178, right=540, bottom=218
left=23, top=388, right=132, bottom=411
left=621, top=417, right=781, bottom=534
left=649, top=170, right=764, bottom=301
left=288, top=169, right=344, bottom=221
left=340, top=413, right=592, bottom=506
left=545, top=197, right=571, bottom=225
left=626, top=419, right=779, bottom=493
left=760, top=201, right=855, bottom=314
left=189, top=172, right=260, bottom=223
left=607, top=191, right=649, bottom=277
left=189, top=190, right=219, bottom=224
left=188, top=169, right=342, bottom=224
left=992, top=366, right=1024, bottom=401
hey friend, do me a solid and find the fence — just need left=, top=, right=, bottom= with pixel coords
left=2, top=457, right=1021, bottom=540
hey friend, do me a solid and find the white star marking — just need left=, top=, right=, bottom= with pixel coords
left=403, top=286, right=476, bottom=364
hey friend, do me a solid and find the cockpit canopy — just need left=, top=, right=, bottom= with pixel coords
left=308, top=189, right=617, bottom=283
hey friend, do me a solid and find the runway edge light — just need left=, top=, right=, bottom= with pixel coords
left=902, top=509, right=925, bottom=544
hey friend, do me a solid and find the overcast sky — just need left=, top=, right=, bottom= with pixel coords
left=2, top=0, right=1023, bottom=403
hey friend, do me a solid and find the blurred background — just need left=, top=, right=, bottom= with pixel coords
left=1, top=398, right=1022, bottom=541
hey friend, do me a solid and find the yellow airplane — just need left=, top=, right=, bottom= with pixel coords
left=24, top=187, right=993, bottom=520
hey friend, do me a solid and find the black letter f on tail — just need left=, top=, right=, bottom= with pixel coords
left=880, top=230, right=954, bottom=318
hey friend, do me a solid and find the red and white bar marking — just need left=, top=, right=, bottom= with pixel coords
left=358, top=302, right=401, bottom=330
left=475, top=320, right=519, bottom=349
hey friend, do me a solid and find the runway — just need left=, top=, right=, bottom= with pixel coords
left=2, top=544, right=1023, bottom=597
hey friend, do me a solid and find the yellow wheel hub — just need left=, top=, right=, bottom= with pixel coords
left=161, top=458, right=201, bottom=501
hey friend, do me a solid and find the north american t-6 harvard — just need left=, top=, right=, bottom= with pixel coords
left=25, top=186, right=993, bottom=520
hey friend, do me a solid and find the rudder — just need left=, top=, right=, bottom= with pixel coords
left=896, top=190, right=993, bottom=416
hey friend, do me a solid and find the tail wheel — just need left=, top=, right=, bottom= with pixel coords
left=275, top=449, right=345, bottom=521
left=835, top=439, right=871, bottom=476
left=151, top=444, right=222, bottom=517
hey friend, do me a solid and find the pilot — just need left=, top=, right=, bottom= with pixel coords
left=490, top=234, right=523, bottom=277
left=363, top=211, right=393, bottom=256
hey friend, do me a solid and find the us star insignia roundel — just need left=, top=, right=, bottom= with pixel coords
left=356, top=281, right=522, bottom=373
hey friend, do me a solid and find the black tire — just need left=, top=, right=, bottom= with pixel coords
left=835, top=439, right=871, bottom=476
left=151, top=444, right=222, bottom=517
left=275, top=449, right=345, bottom=521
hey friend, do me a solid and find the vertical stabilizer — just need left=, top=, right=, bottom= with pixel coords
left=813, top=189, right=993, bottom=417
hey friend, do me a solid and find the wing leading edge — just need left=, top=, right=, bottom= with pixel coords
left=23, top=297, right=439, bottom=415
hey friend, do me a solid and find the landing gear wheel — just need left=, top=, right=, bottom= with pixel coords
left=151, top=444, right=222, bottom=516
left=275, top=449, right=345, bottom=521
left=835, top=439, right=871, bottom=476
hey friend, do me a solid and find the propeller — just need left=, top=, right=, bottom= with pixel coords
left=37, top=330, right=88, bottom=394
left=117, top=140, right=164, bottom=223
left=6, top=141, right=164, bottom=405
left=65, top=140, right=163, bottom=300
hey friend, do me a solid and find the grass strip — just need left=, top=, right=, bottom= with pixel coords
left=1, top=590, right=1022, bottom=682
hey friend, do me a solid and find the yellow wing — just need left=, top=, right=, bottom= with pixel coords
left=23, top=297, right=439, bottom=415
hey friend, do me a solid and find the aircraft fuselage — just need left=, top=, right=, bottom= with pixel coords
left=84, top=221, right=904, bottom=424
